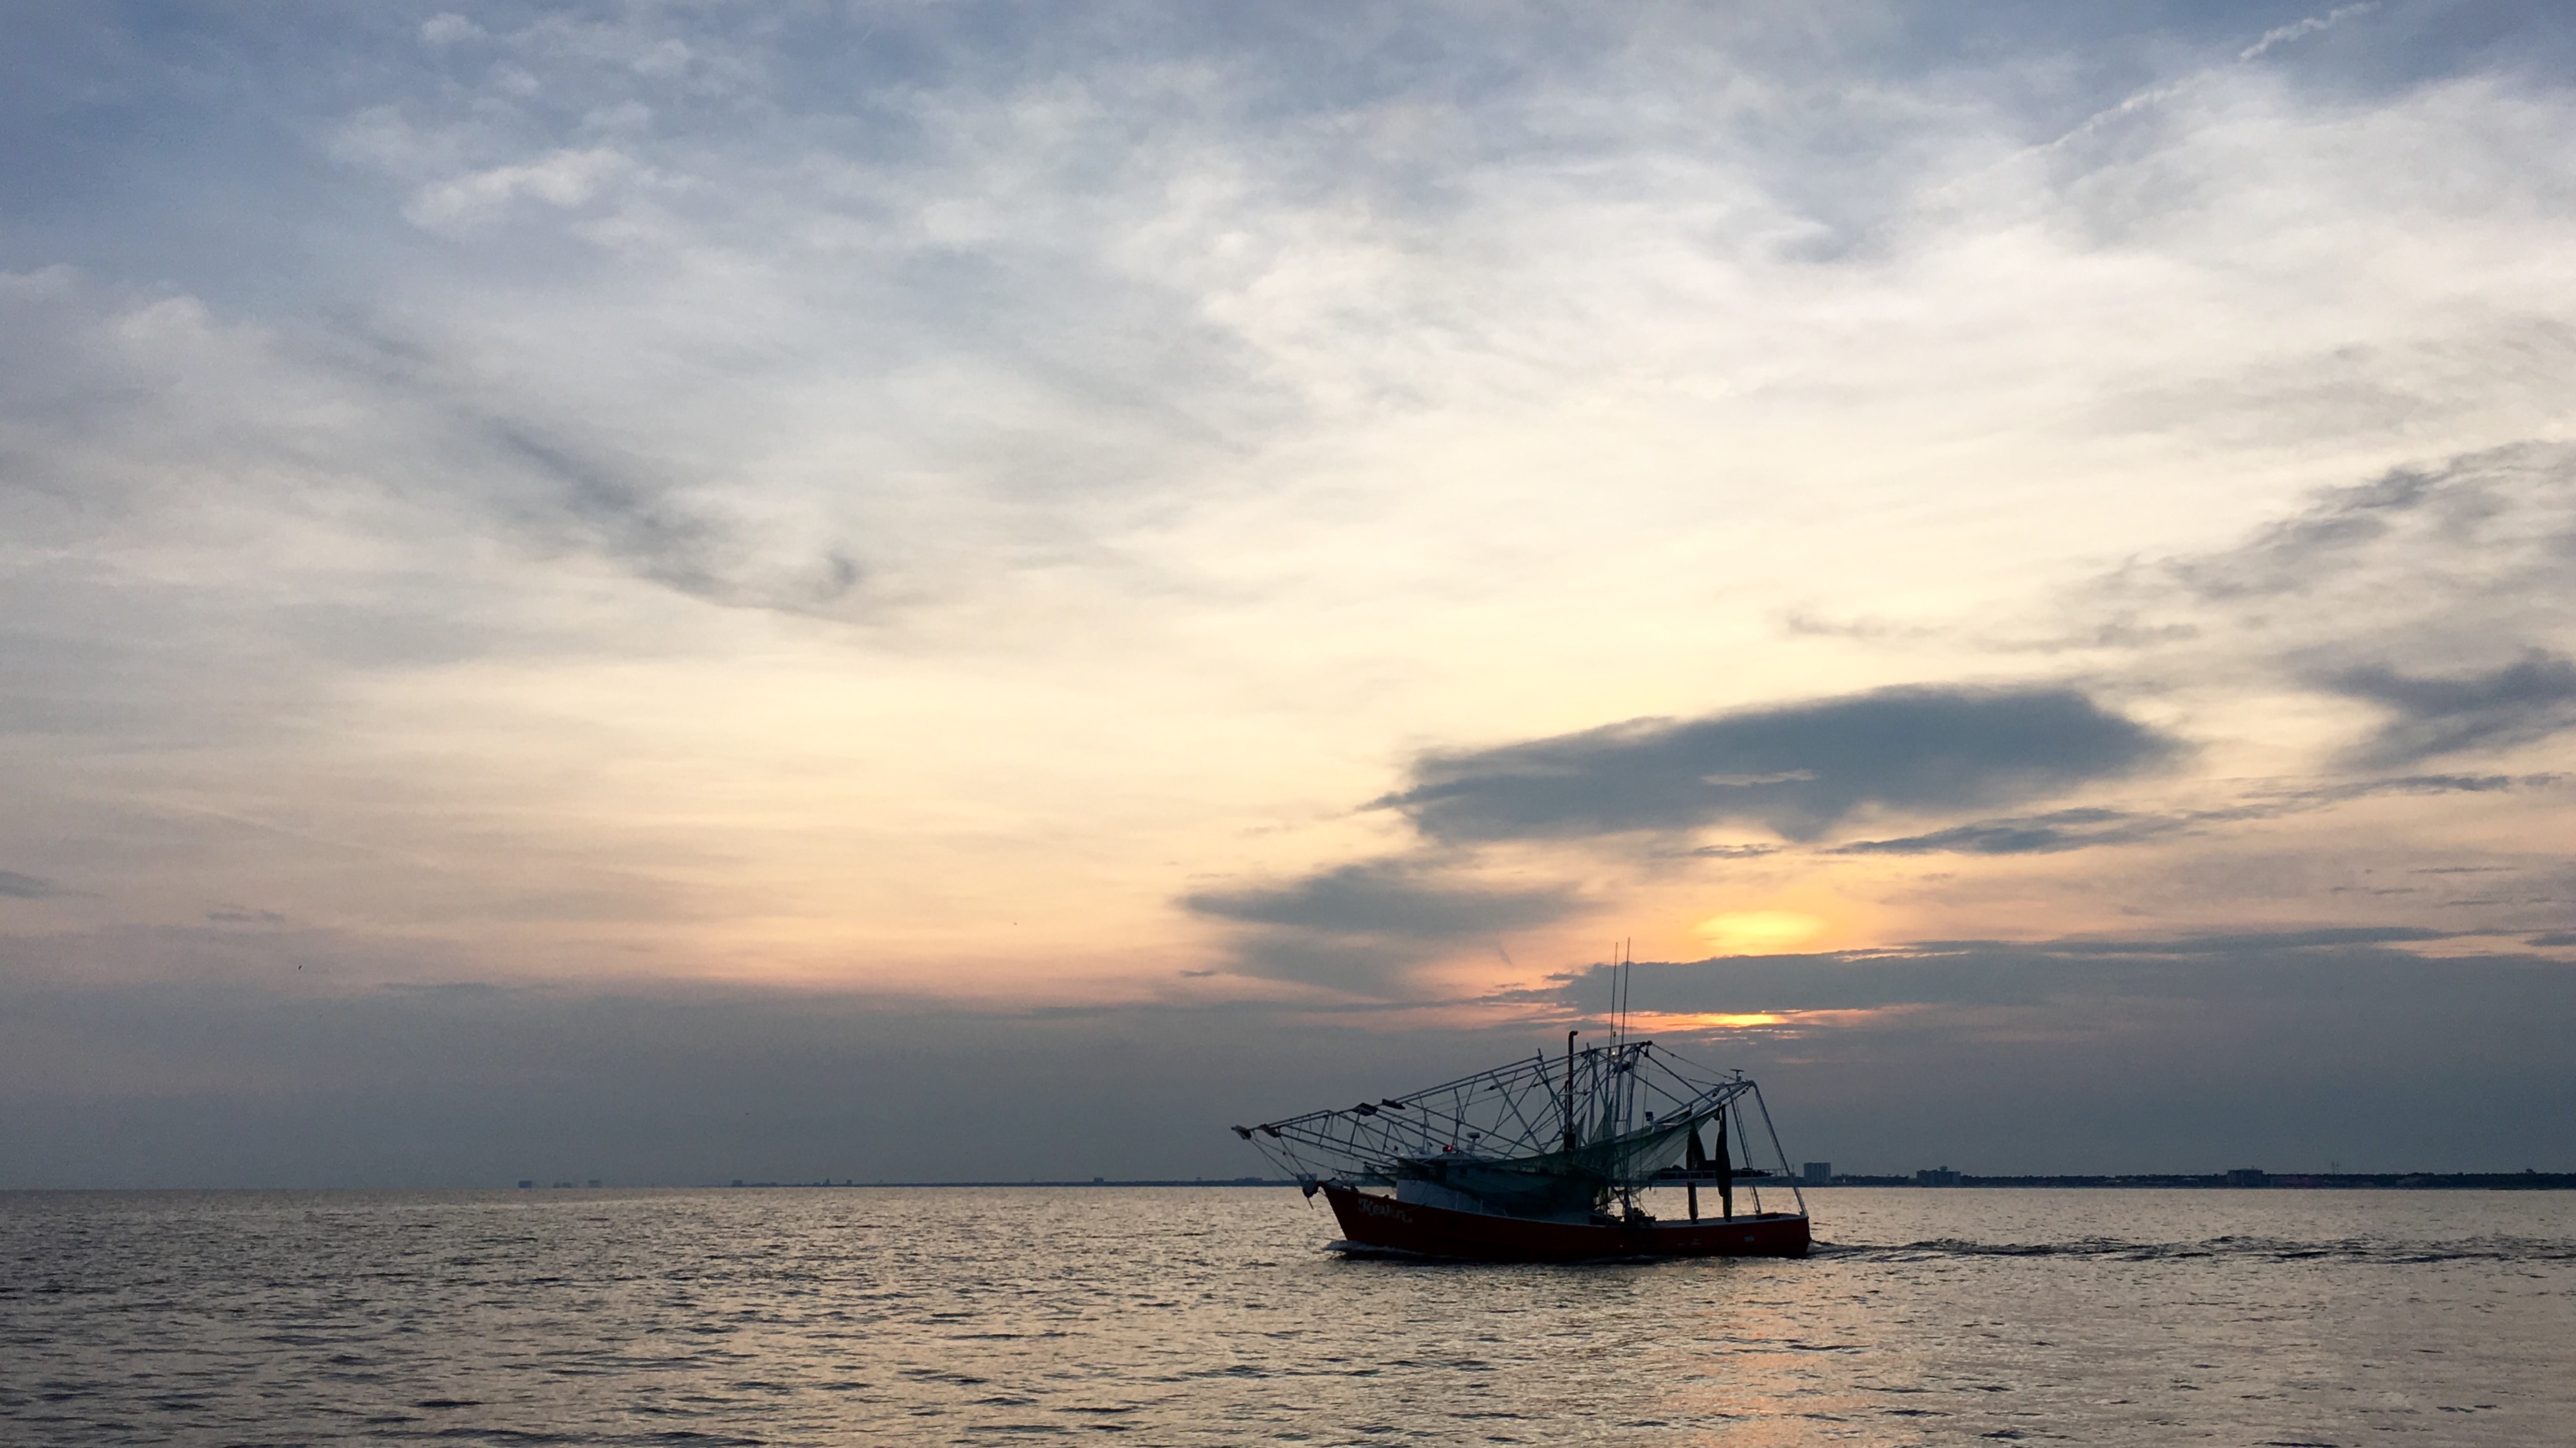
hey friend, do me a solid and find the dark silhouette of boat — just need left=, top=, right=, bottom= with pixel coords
left=1236, top=1032, right=1810, bottom=1261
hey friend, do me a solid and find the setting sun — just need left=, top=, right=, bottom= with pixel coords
left=1693, top=910, right=1827, bottom=955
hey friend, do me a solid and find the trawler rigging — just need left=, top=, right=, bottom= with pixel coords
left=1234, top=1034, right=1810, bottom=1260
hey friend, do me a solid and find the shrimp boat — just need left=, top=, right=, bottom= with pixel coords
left=1233, top=1032, right=1810, bottom=1261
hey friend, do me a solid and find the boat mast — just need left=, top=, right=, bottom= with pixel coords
left=1715, top=1102, right=1734, bottom=1219
left=1562, top=1030, right=1579, bottom=1150
left=1750, top=1080, right=1802, bottom=1217
left=1684, top=1115, right=1705, bottom=1221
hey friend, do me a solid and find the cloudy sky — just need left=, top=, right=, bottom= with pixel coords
left=4, top=0, right=2573, bottom=1186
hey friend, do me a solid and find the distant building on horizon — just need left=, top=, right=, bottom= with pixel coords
left=2225, top=1167, right=2269, bottom=1187
left=1915, top=1166, right=1961, bottom=1187
left=1801, top=1162, right=1832, bottom=1185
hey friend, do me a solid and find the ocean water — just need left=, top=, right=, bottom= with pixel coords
left=3, top=1187, right=2570, bottom=1446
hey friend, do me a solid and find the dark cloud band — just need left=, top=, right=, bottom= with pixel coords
left=1183, top=862, right=1580, bottom=994
left=1373, top=685, right=2182, bottom=844
left=1183, top=862, right=1576, bottom=938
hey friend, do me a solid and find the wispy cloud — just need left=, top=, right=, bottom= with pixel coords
left=1511, top=927, right=2477, bottom=1020
left=4, top=3, right=2576, bottom=1152
left=1830, top=772, right=2564, bottom=855
left=2324, top=650, right=2576, bottom=766
left=1832, top=807, right=2177, bottom=857
left=0, top=870, right=59, bottom=899
left=2239, top=4, right=2380, bottom=63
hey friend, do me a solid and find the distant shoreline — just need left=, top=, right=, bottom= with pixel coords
left=691, top=1172, right=2576, bottom=1191
left=9, top=1176, right=2571, bottom=1193
left=1801, top=1172, right=2576, bottom=1190
left=709, top=1177, right=1298, bottom=1189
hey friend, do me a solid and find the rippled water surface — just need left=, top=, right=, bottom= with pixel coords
left=5, top=1187, right=2571, bottom=1445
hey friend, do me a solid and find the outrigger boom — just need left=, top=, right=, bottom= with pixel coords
left=1233, top=1036, right=1810, bottom=1261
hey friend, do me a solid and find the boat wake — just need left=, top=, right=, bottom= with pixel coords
left=1811, top=1234, right=2576, bottom=1263
left=1323, top=1239, right=1435, bottom=1260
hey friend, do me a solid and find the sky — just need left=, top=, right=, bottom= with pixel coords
left=3, top=0, right=2574, bottom=1187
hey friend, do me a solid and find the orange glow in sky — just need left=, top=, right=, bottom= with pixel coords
left=1, top=7, right=2571, bottom=1022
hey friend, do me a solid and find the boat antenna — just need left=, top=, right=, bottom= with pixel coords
left=1621, top=937, right=1632, bottom=1043
left=1610, top=940, right=1631, bottom=1047
left=1607, top=942, right=1620, bottom=1047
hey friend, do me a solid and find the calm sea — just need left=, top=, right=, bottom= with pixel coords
left=3, top=1186, right=2569, bottom=1445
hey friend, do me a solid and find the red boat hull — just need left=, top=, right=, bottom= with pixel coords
left=1321, top=1183, right=1810, bottom=1261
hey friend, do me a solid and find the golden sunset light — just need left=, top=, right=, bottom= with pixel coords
left=1, top=0, right=2571, bottom=1196
left=1693, top=911, right=1830, bottom=956
left=8, top=10, right=2576, bottom=1443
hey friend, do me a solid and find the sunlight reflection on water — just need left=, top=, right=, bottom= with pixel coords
left=3, top=1187, right=2569, bottom=1445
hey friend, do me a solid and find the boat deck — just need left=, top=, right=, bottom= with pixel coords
left=1322, top=1183, right=1810, bottom=1261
